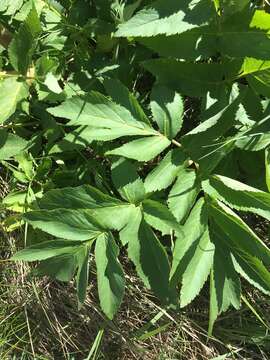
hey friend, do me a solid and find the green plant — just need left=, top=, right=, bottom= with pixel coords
left=1, top=0, right=270, bottom=336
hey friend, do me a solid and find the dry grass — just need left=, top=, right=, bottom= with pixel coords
left=1, top=246, right=270, bottom=360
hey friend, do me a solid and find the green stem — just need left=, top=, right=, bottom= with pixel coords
left=171, top=139, right=182, bottom=148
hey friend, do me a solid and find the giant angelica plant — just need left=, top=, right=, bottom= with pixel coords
left=1, top=0, right=270, bottom=334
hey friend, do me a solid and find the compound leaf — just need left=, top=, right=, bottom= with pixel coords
left=35, top=254, right=78, bottom=282
left=111, top=157, right=145, bottom=204
left=39, top=184, right=124, bottom=210
left=76, top=244, right=91, bottom=307
left=144, top=148, right=187, bottom=193
left=128, top=216, right=174, bottom=304
left=104, top=78, right=149, bottom=125
left=168, top=168, right=199, bottom=223
left=208, top=223, right=241, bottom=334
left=170, top=198, right=208, bottom=285
left=150, top=84, right=184, bottom=139
left=48, top=92, right=156, bottom=140
left=95, top=232, right=125, bottom=319
left=23, top=209, right=104, bottom=241
left=106, top=135, right=171, bottom=161
left=180, top=228, right=214, bottom=307
left=36, top=185, right=135, bottom=232
left=203, top=175, right=270, bottom=221
left=12, top=239, right=83, bottom=261
left=143, top=199, right=181, bottom=235
left=209, top=201, right=270, bottom=267
left=232, top=252, right=270, bottom=295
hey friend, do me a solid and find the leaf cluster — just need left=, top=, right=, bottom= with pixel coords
left=1, top=0, right=270, bottom=333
